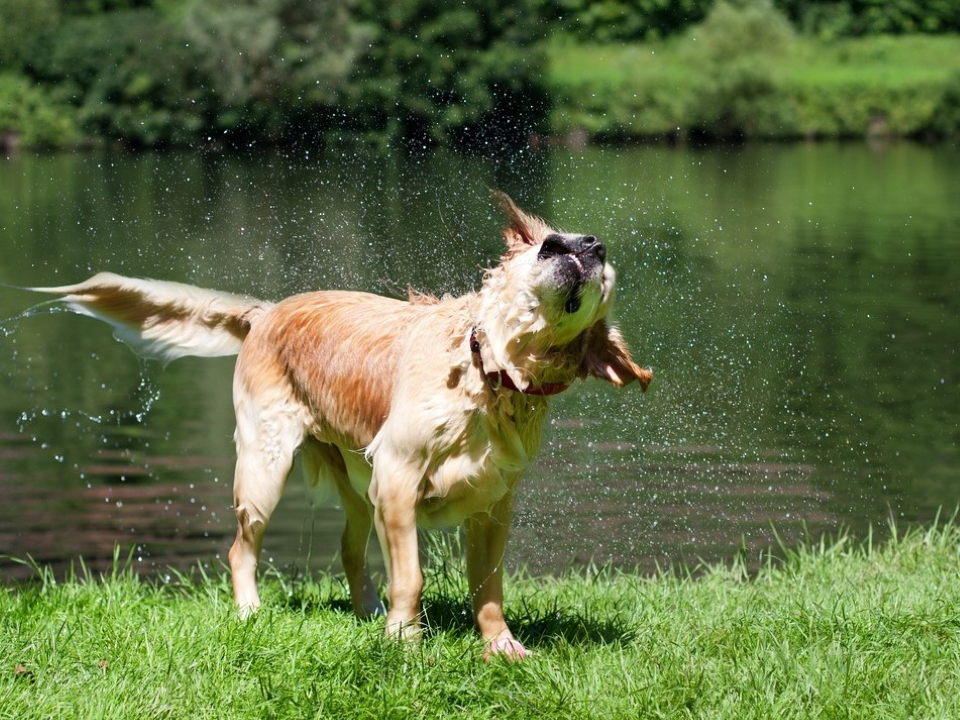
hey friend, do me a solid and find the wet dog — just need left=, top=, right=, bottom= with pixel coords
left=28, top=192, right=651, bottom=659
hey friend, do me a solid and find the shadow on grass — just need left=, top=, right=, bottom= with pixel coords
left=421, top=592, right=637, bottom=650
left=272, top=563, right=637, bottom=651
left=7, top=546, right=636, bottom=651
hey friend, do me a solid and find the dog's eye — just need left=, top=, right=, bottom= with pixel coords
left=538, top=236, right=569, bottom=260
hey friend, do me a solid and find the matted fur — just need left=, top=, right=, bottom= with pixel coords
left=27, top=192, right=651, bottom=660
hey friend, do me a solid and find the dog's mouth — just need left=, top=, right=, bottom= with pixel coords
left=537, top=234, right=606, bottom=314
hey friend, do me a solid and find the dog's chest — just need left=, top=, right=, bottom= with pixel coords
left=416, top=398, right=549, bottom=528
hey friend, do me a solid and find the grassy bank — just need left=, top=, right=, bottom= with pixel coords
left=3, top=523, right=959, bottom=719
left=548, top=33, right=960, bottom=141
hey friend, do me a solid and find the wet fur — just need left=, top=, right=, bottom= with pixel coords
left=27, top=192, right=651, bottom=659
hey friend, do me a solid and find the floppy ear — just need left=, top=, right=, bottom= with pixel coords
left=580, top=321, right=653, bottom=390
left=490, top=189, right=554, bottom=251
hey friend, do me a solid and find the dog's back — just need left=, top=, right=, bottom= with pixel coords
left=236, top=290, right=414, bottom=450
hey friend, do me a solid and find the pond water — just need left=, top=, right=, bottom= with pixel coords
left=1, top=141, right=958, bottom=582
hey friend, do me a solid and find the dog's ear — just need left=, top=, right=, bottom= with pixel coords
left=490, top=190, right=553, bottom=250
left=579, top=321, right=653, bottom=391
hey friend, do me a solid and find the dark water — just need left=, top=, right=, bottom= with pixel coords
left=1, top=142, right=958, bottom=582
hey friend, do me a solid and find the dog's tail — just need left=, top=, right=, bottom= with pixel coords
left=28, top=272, right=273, bottom=363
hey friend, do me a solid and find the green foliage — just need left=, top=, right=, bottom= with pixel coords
left=549, top=0, right=800, bottom=140
left=5, top=0, right=546, bottom=148
left=681, top=0, right=797, bottom=137
left=58, top=0, right=151, bottom=13
left=539, top=0, right=960, bottom=40
left=774, top=0, right=960, bottom=38
left=780, top=35, right=960, bottom=137
left=181, top=0, right=367, bottom=143
left=932, top=71, right=960, bottom=138
left=0, top=72, right=82, bottom=147
left=4, top=0, right=960, bottom=147
left=549, top=27, right=960, bottom=140
left=17, top=1, right=367, bottom=147
left=535, top=0, right=713, bottom=41
left=0, top=0, right=60, bottom=69
left=23, top=10, right=211, bottom=146
left=348, top=0, right=549, bottom=149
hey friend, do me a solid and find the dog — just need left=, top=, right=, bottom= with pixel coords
left=26, top=191, right=651, bottom=659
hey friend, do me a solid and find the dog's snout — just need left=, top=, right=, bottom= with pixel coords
left=538, top=234, right=606, bottom=263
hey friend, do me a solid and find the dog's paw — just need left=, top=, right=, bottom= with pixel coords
left=384, top=617, right=422, bottom=641
left=236, top=603, right=260, bottom=621
left=355, top=590, right=386, bottom=619
left=483, top=637, right=529, bottom=661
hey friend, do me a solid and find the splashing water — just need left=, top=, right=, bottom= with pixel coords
left=2, top=142, right=959, bottom=582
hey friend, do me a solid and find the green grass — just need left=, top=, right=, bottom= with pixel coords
left=3, top=523, right=960, bottom=719
left=787, top=35, right=960, bottom=87
left=547, top=34, right=960, bottom=140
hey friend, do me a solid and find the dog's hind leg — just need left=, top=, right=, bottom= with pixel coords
left=229, top=399, right=305, bottom=616
left=340, top=451, right=385, bottom=617
left=302, top=441, right=384, bottom=618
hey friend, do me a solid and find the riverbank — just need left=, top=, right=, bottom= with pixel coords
left=3, top=522, right=958, bottom=718
left=4, top=29, right=960, bottom=151
left=548, top=33, right=960, bottom=143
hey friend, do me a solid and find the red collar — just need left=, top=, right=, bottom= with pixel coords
left=469, top=328, right=570, bottom=397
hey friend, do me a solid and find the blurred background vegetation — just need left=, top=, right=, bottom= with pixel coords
left=1, top=0, right=959, bottom=149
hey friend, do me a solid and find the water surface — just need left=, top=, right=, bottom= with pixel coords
left=1, top=142, right=957, bottom=581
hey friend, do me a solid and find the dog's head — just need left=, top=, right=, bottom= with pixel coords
left=474, top=192, right=652, bottom=393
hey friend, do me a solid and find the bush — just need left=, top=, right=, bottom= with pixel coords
left=932, top=71, right=960, bottom=138
left=680, top=0, right=797, bottom=138
left=535, top=0, right=714, bottom=42
left=775, top=0, right=960, bottom=37
left=0, top=72, right=82, bottom=147
left=347, top=0, right=549, bottom=149
left=547, top=27, right=960, bottom=141
left=181, top=0, right=366, bottom=144
left=22, top=10, right=212, bottom=146
left=549, top=1, right=798, bottom=139
left=0, top=0, right=59, bottom=69
left=536, top=0, right=960, bottom=41
left=18, top=1, right=365, bottom=147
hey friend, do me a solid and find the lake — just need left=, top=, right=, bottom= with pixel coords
left=1, top=141, right=958, bottom=582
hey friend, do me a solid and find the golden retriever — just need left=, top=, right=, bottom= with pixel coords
left=29, top=192, right=651, bottom=659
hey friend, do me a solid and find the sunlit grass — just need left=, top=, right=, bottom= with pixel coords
left=3, top=521, right=959, bottom=718
left=547, top=34, right=960, bottom=139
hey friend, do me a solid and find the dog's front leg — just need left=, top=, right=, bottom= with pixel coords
left=466, top=492, right=528, bottom=660
left=370, top=460, right=423, bottom=639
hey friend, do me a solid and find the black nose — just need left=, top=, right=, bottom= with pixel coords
left=538, top=235, right=569, bottom=259
left=579, top=235, right=606, bottom=262
left=538, top=234, right=606, bottom=262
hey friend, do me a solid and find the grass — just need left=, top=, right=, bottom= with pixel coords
left=2, top=523, right=959, bottom=719
left=547, top=34, right=960, bottom=140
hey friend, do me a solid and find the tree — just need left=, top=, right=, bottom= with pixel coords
left=181, top=0, right=369, bottom=142
left=347, top=0, right=550, bottom=149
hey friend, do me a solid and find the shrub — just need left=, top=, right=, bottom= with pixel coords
left=23, top=10, right=212, bottom=146
left=0, top=0, right=59, bottom=69
left=929, top=71, right=960, bottom=139
left=347, top=0, right=549, bottom=149
left=548, top=26, right=960, bottom=141
left=535, top=0, right=714, bottom=42
left=775, top=0, right=960, bottom=37
left=680, top=0, right=797, bottom=137
left=180, top=0, right=366, bottom=143
left=0, top=72, right=82, bottom=147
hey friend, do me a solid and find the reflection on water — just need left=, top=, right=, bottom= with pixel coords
left=1, top=142, right=958, bottom=581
